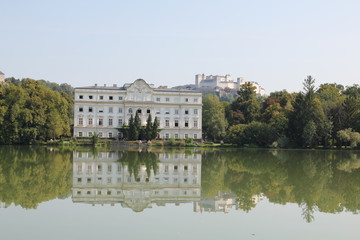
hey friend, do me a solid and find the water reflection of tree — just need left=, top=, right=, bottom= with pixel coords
left=201, top=149, right=360, bottom=221
left=0, top=146, right=72, bottom=209
left=118, top=150, right=159, bottom=178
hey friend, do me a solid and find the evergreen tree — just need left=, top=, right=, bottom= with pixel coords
left=151, top=117, right=160, bottom=139
left=145, top=114, right=153, bottom=140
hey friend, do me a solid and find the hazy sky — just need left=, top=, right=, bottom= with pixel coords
left=1, top=0, right=359, bottom=93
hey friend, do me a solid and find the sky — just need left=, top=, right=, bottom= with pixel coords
left=1, top=0, right=360, bottom=93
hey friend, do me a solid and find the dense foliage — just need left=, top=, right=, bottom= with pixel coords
left=0, top=79, right=73, bottom=144
left=203, top=76, right=360, bottom=148
left=118, top=113, right=160, bottom=140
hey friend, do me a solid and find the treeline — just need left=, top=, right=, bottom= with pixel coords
left=203, top=76, right=360, bottom=148
left=0, top=79, right=74, bottom=144
left=119, top=113, right=160, bottom=141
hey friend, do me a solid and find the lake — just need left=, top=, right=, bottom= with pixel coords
left=0, top=146, right=359, bottom=239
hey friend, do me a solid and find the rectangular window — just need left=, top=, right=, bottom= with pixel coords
left=79, top=95, right=83, bottom=99
left=118, top=108, right=123, bottom=113
left=129, top=108, right=133, bottom=114
left=109, top=96, right=113, bottom=100
left=185, top=120, right=189, bottom=127
left=166, top=97, right=170, bottom=102
left=194, top=120, right=198, bottom=128
left=100, top=96, right=104, bottom=100
left=78, top=118, right=83, bottom=125
left=99, top=119, right=103, bottom=126
left=119, top=96, right=123, bottom=100
left=147, top=109, right=151, bottom=114
left=184, top=133, right=188, bottom=139
left=165, top=110, right=170, bottom=114
left=89, top=95, right=93, bottom=99
left=194, top=134, right=198, bottom=139
left=109, top=107, right=113, bottom=113
left=109, top=132, right=113, bottom=138
left=99, top=109, right=104, bottom=113
left=156, top=97, right=160, bottom=102
left=185, top=98, right=189, bottom=102
left=156, top=109, right=160, bottom=114
left=175, top=109, right=179, bottom=115
left=185, top=110, right=189, bottom=115
left=194, top=98, right=198, bottom=102
left=88, top=118, right=93, bottom=125
left=79, top=132, right=83, bottom=137
left=89, top=107, right=93, bottom=112
left=88, top=132, right=93, bottom=137
left=174, top=133, right=179, bottom=139
left=108, top=164, right=112, bottom=173
left=98, top=132, right=103, bottom=137
left=79, top=107, right=83, bottom=112
left=108, top=119, right=113, bottom=126
left=165, top=133, right=169, bottom=139
left=175, top=119, right=179, bottom=127
left=165, top=120, right=170, bottom=127
left=194, top=109, right=198, bottom=114
left=118, top=119, right=123, bottom=126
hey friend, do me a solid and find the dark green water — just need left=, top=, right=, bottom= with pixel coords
left=0, top=146, right=359, bottom=239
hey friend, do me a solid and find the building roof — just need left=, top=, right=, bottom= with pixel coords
left=0, top=71, right=4, bottom=75
left=75, top=84, right=202, bottom=93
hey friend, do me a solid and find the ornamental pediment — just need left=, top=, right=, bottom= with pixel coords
left=125, top=79, right=154, bottom=102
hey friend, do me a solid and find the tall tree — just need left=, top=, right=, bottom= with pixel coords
left=202, top=94, right=227, bottom=141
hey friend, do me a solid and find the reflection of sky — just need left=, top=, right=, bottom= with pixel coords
left=0, top=198, right=359, bottom=240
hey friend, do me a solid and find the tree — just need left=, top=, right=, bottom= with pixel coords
left=151, top=117, right=160, bottom=139
left=202, top=94, right=227, bottom=141
left=145, top=114, right=153, bottom=140
left=230, top=82, right=260, bottom=124
left=128, top=115, right=138, bottom=140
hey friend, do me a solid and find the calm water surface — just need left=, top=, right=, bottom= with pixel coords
left=0, top=146, right=359, bottom=239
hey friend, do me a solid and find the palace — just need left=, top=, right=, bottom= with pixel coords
left=74, top=79, right=202, bottom=139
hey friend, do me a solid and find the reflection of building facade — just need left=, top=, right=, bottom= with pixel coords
left=73, top=79, right=202, bottom=139
left=72, top=151, right=201, bottom=212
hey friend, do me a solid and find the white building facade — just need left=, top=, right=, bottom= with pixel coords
left=195, top=73, right=266, bottom=96
left=74, top=79, right=202, bottom=139
left=0, top=71, right=5, bottom=84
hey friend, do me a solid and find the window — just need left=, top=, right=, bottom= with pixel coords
left=165, top=110, right=170, bottom=114
left=119, top=96, right=123, bottom=100
left=185, top=110, right=189, bottom=115
left=118, top=119, right=123, bottom=126
left=78, top=118, right=83, bottom=125
left=88, top=118, right=93, bottom=125
left=175, top=109, right=179, bottom=115
left=175, top=119, right=179, bottom=127
left=108, top=164, right=112, bottom=172
left=97, top=165, right=102, bottom=172
left=99, top=119, right=103, bottom=126
left=165, top=133, right=169, bottom=140
left=87, top=178, right=91, bottom=183
left=174, top=133, right=179, bottom=139
left=185, top=98, right=189, bottom=102
left=109, top=107, right=113, bottom=113
left=137, top=109, right=142, bottom=114
left=99, top=96, right=104, bottom=100
left=98, top=132, right=103, bottom=137
left=194, top=98, right=198, bottom=103
left=129, top=108, right=133, bottom=114
left=156, top=97, right=160, bottom=102
left=194, top=134, right=198, bottom=139
left=156, top=109, right=160, bottom=114
left=184, top=133, right=188, bottom=139
left=89, top=95, right=93, bottom=99
left=194, top=120, right=198, bottom=128
left=109, top=132, right=113, bottom=138
left=89, top=107, right=93, bottom=112
left=165, top=120, right=169, bottom=127
left=147, top=109, right=150, bottom=114
left=99, top=108, right=104, bottom=113
left=79, top=95, right=83, bottom=99
left=108, top=119, right=113, bottom=126
left=118, top=108, right=123, bottom=113
left=166, top=97, right=170, bottom=102
left=79, top=132, right=83, bottom=137
left=185, top=120, right=189, bottom=127
left=184, top=165, right=188, bottom=171
left=109, top=96, right=113, bottom=100
left=194, top=109, right=198, bottom=114
left=174, top=165, right=178, bottom=172
left=88, top=132, right=93, bottom=137
left=79, top=107, right=83, bottom=112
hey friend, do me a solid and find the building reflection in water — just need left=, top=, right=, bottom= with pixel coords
left=72, top=150, right=202, bottom=212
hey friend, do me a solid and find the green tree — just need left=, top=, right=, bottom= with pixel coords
left=230, top=82, right=260, bottom=124
left=145, top=114, right=153, bottom=140
left=151, top=116, right=160, bottom=140
left=202, top=94, right=228, bottom=141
